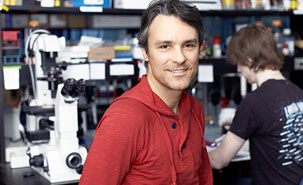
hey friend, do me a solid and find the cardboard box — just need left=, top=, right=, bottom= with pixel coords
left=30, top=14, right=49, bottom=28
left=12, top=14, right=29, bottom=29
left=90, top=15, right=141, bottom=28
left=49, top=14, right=67, bottom=28
left=88, top=47, right=115, bottom=61
left=68, top=15, right=86, bottom=28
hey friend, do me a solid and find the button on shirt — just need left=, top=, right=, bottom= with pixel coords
left=172, top=122, right=177, bottom=129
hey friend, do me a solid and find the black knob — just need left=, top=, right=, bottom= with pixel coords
left=29, top=154, right=44, bottom=167
left=76, top=165, right=83, bottom=174
left=66, top=152, right=82, bottom=169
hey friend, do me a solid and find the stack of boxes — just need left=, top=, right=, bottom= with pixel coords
left=1, top=30, right=22, bottom=65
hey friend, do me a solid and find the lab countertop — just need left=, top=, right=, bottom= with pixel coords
left=0, top=125, right=247, bottom=185
left=0, top=163, right=78, bottom=185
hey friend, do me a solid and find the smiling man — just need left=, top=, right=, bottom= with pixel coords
left=79, top=0, right=213, bottom=184
left=144, top=14, right=200, bottom=114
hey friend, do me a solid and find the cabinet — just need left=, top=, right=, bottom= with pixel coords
left=0, top=4, right=302, bottom=164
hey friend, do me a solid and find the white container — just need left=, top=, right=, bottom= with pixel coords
left=114, top=0, right=151, bottom=9
left=41, top=0, right=54, bottom=7
left=213, top=38, right=222, bottom=58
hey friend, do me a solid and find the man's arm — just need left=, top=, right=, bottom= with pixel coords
left=208, top=131, right=246, bottom=169
left=199, top=146, right=214, bottom=185
left=79, top=101, right=143, bottom=185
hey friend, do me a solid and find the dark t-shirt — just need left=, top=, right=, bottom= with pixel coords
left=230, top=79, right=303, bottom=185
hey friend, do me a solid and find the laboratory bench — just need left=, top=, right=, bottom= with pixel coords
left=0, top=125, right=249, bottom=185
left=0, top=161, right=251, bottom=185
left=205, top=125, right=252, bottom=185
left=0, top=163, right=78, bottom=185
left=213, top=160, right=251, bottom=185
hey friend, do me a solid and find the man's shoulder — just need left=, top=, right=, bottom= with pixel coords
left=186, top=94, right=204, bottom=109
left=109, top=97, right=151, bottom=115
left=98, top=98, right=155, bottom=131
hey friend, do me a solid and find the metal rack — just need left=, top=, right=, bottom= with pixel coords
left=5, top=5, right=292, bottom=15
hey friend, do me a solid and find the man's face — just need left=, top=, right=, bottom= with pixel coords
left=143, top=15, right=200, bottom=93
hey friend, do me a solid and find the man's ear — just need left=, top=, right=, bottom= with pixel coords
left=247, top=57, right=253, bottom=67
left=142, top=48, right=149, bottom=62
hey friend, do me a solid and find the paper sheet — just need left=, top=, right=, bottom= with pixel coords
left=3, top=66, right=20, bottom=90
left=198, top=65, right=214, bottom=83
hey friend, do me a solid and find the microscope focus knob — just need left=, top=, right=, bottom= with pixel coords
left=66, top=152, right=82, bottom=170
left=29, top=154, right=44, bottom=167
left=76, top=165, right=83, bottom=174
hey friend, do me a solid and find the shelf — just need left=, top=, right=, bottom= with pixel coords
left=3, top=5, right=292, bottom=16
left=199, top=58, right=237, bottom=75
left=198, top=9, right=291, bottom=16
left=4, top=5, right=143, bottom=15
left=198, top=56, right=296, bottom=76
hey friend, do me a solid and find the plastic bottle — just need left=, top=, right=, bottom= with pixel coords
left=222, top=0, right=235, bottom=9
left=262, top=0, right=271, bottom=9
left=291, top=0, right=297, bottom=9
left=251, top=0, right=263, bottom=9
left=213, top=37, right=222, bottom=58
left=235, top=0, right=251, bottom=9
left=298, top=0, right=303, bottom=10
left=283, top=0, right=292, bottom=10
left=204, top=35, right=213, bottom=58
left=282, top=43, right=289, bottom=56
left=54, top=0, right=61, bottom=7
left=283, top=28, right=295, bottom=56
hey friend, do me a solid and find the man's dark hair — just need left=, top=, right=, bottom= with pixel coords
left=227, top=24, right=283, bottom=71
left=137, top=0, right=204, bottom=53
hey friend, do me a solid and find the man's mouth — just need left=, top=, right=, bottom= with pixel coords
left=170, top=69, right=186, bottom=73
left=168, top=68, right=188, bottom=73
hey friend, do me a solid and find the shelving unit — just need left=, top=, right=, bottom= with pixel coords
left=0, top=4, right=301, bottom=163
left=5, top=5, right=292, bottom=16
left=0, top=12, right=5, bottom=164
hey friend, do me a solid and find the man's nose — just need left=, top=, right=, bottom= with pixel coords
left=173, top=47, right=186, bottom=64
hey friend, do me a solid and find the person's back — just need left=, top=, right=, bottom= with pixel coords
left=230, top=79, right=303, bottom=185
left=209, top=24, right=303, bottom=185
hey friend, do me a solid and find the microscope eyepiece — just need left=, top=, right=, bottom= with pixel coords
left=61, top=78, right=76, bottom=97
left=61, top=78, right=86, bottom=98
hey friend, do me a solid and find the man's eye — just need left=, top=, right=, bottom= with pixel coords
left=185, top=43, right=195, bottom=48
left=160, top=45, right=169, bottom=49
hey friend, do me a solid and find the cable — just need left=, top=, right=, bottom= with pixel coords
left=24, top=29, right=50, bottom=99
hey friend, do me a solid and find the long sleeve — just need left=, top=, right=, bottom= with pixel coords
left=79, top=104, right=141, bottom=185
left=199, top=146, right=213, bottom=185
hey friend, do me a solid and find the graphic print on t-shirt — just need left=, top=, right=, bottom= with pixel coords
left=278, top=101, right=303, bottom=166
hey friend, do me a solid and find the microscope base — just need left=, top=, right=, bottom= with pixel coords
left=30, top=144, right=87, bottom=184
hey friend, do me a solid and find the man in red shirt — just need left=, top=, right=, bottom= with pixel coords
left=79, top=0, right=213, bottom=184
